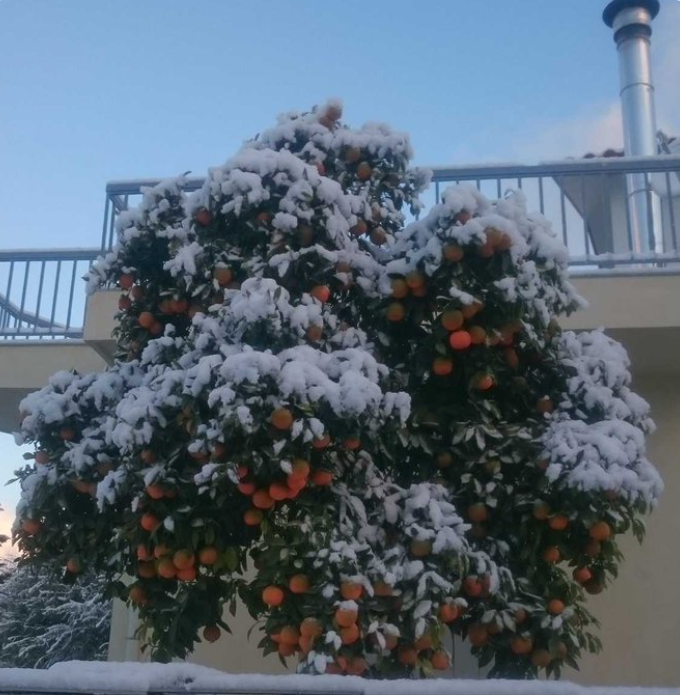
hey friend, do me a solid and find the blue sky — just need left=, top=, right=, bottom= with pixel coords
left=1, top=0, right=679, bottom=536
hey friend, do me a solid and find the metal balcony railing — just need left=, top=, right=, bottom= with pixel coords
left=3, top=154, right=680, bottom=342
left=103, top=155, right=680, bottom=273
left=0, top=249, right=99, bottom=341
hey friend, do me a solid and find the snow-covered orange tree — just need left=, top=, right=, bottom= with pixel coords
left=12, top=101, right=660, bottom=679
left=372, top=185, right=662, bottom=677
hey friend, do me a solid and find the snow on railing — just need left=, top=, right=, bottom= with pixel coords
left=0, top=662, right=677, bottom=695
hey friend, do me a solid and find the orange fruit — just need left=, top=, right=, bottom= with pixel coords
left=213, top=266, right=233, bottom=287
left=340, top=581, right=363, bottom=601
left=431, top=650, right=450, bottom=670
left=256, top=211, right=272, bottom=226
left=170, top=298, right=188, bottom=314
left=370, top=227, right=387, bottom=246
left=277, top=642, right=295, bottom=657
left=436, top=451, right=453, bottom=468
left=573, top=567, right=593, bottom=584
left=373, top=581, right=394, bottom=597
left=343, top=437, right=361, bottom=450
left=443, top=243, right=464, bottom=262
left=384, top=633, right=399, bottom=650
left=340, top=623, right=360, bottom=645
left=432, top=357, right=454, bottom=376
left=128, top=584, right=147, bottom=605
left=262, top=586, right=285, bottom=607
left=584, top=539, right=601, bottom=556
left=467, top=623, right=488, bottom=647
left=589, top=521, right=612, bottom=541
left=238, top=481, right=256, bottom=496
left=140, top=449, right=156, bottom=464
left=60, top=427, right=76, bottom=441
left=547, top=599, right=565, bottom=615
left=356, top=162, right=372, bottom=180
left=345, top=146, right=361, bottom=163
left=119, top=273, right=135, bottom=290
left=533, top=501, right=551, bottom=520
left=469, top=326, right=487, bottom=345
left=195, top=209, right=212, bottom=226
left=477, top=241, right=494, bottom=258
left=325, top=663, right=344, bottom=675
left=140, top=513, right=160, bottom=532
left=306, top=325, right=323, bottom=342
left=244, top=509, right=263, bottom=526
left=335, top=607, right=358, bottom=627
left=409, top=539, right=432, bottom=557
left=391, top=279, right=409, bottom=298
left=157, top=558, right=176, bottom=579
left=514, top=608, right=528, bottom=624
left=386, top=302, right=405, bottom=322
left=198, top=546, right=219, bottom=565
left=287, top=474, right=307, bottom=492
left=461, top=301, right=483, bottom=319
left=510, top=636, right=533, bottom=655
left=310, top=285, right=331, bottom=303
left=439, top=603, right=460, bottom=623
left=346, top=657, right=367, bottom=676
left=463, top=577, right=483, bottom=597
left=298, top=634, right=315, bottom=654
left=253, top=489, right=275, bottom=510
left=300, top=618, right=323, bottom=638
left=173, top=549, right=195, bottom=571
left=312, top=434, right=331, bottom=449
left=279, top=625, right=300, bottom=646
left=136, top=544, right=152, bottom=562
left=289, top=574, right=310, bottom=594
left=34, top=450, right=50, bottom=465
left=270, top=408, right=294, bottom=430
left=146, top=484, right=165, bottom=500
left=531, top=649, right=552, bottom=668
left=467, top=503, right=488, bottom=523
left=537, top=397, right=555, bottom=415
left=138, top=311, right=155, bottom=329
left=398, top=646, right=419, bottom=666
left=454, top=211, right=472, bottom=225
left=505, top=348, right=520, bottom=369
left=405, top=271, right=425, bottom=289
left=153, top=544, right=170, bottom=559
left=475, top=373, right=495, bottom=391
left=289, top=458, right=310, bottom=480
left=548, top=514, right=569, bottom=531
left=543, top=546, right=561, bottom=564
left=236, top=465, right=249, bottom=479
left=441, top=310, right=464, bottom=332
left=177, top=566, right=197, bottom=581
left=203, top=625, right=221, bottom=643
left=414, top=633, right=433, bottom=651
left=311, top=469, right=333, bottom=486
left=137, top=561, right=157, bottom=579
left=449, top=330, right=472, bottom=350
left=351, top=220, right=368, bottom=236
left=66, top=558, right=81, bottom=574
left=269, top=482, right=290, bottom=501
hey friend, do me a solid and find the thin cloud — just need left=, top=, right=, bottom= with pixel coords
left=510, top=4, right=679, bottom=162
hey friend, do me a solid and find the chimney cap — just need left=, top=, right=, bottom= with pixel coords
left=603, top=0, right=660, bottom=28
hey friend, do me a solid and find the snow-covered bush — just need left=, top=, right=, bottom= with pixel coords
left=0, top=557, right=110, bottom=668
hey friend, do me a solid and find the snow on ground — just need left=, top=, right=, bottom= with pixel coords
left=0, top=662, right=677, bottom=694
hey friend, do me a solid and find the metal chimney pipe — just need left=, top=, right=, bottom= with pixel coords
left=603, top=0, right=663, bottom=255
